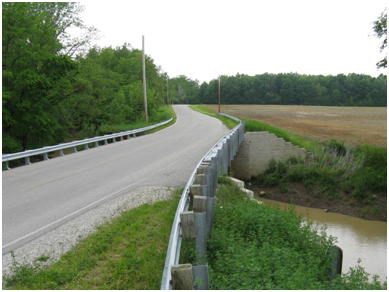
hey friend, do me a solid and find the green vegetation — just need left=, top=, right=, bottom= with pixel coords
left=183, top=179, right=386, bottom=289
left=2, top=2, right=386, bottom=156
left=2, top=3, right=170, bottom=154
left=198, top=73, right=386, bottom=106
left=244, top=118, right=321, bottom=151
left=189, top=105, right=239, bottom=129
left=196, top=105, right=386, bottom=220
left=372, top=9, right=387, bottom=69
left=97, top=105, right=175, bottom=135
left=2, top=191, right=181, bottom=290
left=254, top=140, right=387, bottom=220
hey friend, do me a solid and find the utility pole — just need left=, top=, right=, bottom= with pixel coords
left=142, top=35, right=148, bottom=122
left=218, top=75, right=221, bottom=113
left=167, top=78, right=169, bottom=107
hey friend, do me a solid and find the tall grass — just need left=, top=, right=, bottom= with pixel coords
left=202, top=180, right=387, bottom=289
left=255, top=139, right=387, bottom=208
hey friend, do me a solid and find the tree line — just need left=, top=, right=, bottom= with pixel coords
left=196, top=72, right=387, bottom=106
left=2, top=3, right=167, bottom=154
left=2, top=3, right=387, bottom=155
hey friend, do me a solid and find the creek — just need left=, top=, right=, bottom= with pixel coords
left=258, top=197, right=387, bottom=282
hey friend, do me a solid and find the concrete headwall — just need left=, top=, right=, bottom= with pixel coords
left=231, top=132, right=307, bottom=180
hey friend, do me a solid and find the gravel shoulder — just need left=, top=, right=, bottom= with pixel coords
left=2, top=187, right=173, bottom=277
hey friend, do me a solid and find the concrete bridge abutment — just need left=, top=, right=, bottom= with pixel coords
left=231, top=132, right=307, bottom=180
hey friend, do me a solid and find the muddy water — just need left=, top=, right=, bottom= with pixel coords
left=258, top=197, right=387, bottom=282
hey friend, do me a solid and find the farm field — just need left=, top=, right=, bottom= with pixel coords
left=207, top=105, right=387, bottom=147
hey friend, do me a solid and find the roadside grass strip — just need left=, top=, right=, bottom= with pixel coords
left=189, top=105, right=239, bottom=130
left=179, top=179, right=386, bottom=289
left=3, top=191, right=180, bottom=290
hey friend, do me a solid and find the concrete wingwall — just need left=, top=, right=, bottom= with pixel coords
left=231, top=132, right=307, bottom=180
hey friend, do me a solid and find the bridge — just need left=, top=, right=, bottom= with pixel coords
left=2, top=105, right=230, bottom=261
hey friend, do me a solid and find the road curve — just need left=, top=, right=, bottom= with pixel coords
left=2, top=105, right=229, bottom=255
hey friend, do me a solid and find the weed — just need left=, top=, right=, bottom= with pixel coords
left=2, top=190, right=181, bottom=290
left=205, top=182, right=386, bottom=290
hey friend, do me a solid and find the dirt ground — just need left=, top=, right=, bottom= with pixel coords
left=247, top=182, right=387, bottom=222
left=208, top=105, right=387, bottom=147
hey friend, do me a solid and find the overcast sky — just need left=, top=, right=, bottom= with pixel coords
left=81, top=0, right=387, bottom=83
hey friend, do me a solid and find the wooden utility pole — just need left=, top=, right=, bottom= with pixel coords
left=167, top=78, right=169, bottom=106
left=218, top=75, right=221, bottom=113
left=142, top=35, right=148, bottom=122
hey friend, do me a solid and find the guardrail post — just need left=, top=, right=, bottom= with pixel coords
left=190, top=185, right=202, bottom=206
left=112, top=138, right=116, bottom=143
left=5, top=161, right=11, bottom=170
left=95, top=141, right=99, bottom=148
left=73, top=146, right=77, bottom=153
left=84, top=144, right=89, bottom=150
left=194, top=200, right=207, bottom=265
left=193, top=196, right=206, bottom=213
left=171, top=264, right=194, bottom=290
left=43, top=153, right=49, bottom=160
left=120, top=136, right=124, bottom=141
left=133, top=133, right=136, bottom=138
left=59, top=149, right=64, bottom=156
left=25, top=157, right=31, bottom=165
left=194, top=174, right=206, bottom=185
left=180, top=211, right=196, bottom=239
left=104, top=140, right=108, bottom=145
left=206, top=197, right=215, bottom=238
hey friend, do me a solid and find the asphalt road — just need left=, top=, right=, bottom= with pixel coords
left=2, top=105, right=229, bottom=255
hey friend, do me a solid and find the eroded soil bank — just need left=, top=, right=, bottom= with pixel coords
left=247, top=181, right=387, bottom=222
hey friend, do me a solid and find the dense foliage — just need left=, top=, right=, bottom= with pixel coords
left=2, top=3, right=167, bottom=154
left=198, top=73, right=387, bottom=106
left=203, top=180, right=386, bottom=289
left=2, top=2, right=387, bottom=156
left=372, top=9, right=387, bottom=69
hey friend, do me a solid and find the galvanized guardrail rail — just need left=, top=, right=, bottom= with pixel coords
left=2, top=117, right=173, bottom=170
left=161, top=113, right=245, bottom=290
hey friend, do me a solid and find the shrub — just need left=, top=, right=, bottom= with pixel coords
left=205, top=183, right=387, bottom=290
left=253, top=139, right=386, bottom=199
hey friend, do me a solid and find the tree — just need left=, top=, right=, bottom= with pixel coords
left=2, top=3, right=93, bottom=152
left=372, top=9, right=387, bottom=69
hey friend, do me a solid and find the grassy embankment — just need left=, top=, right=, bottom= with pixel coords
left=191, top=105, right=387, bottom=221
left=3, top=191, right=181, bottom=289
left=4, top=106, right=176, bottom=169
left=4, top=104, right=386, bottom=289
left=180, top=178, right=386, bottom=289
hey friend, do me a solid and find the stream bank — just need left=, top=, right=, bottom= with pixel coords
left=247, top=181, right=387, bottom=221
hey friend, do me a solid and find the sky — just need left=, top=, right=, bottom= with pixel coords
left=80, top=0, right=387, bottom=83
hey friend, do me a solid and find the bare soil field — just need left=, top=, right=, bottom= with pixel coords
left=207, top=105, right=387, bottom=147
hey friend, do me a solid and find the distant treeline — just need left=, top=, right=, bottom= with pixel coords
left=169, top=73, right=387, bottom=107
left=2, top=3, right=387, bottom=155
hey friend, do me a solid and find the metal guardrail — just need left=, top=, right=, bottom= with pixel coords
left=161, top=113, right=245, bottom=290
left=2, top=117, right=173, bottom=170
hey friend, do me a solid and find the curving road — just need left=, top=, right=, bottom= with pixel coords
left=2, top=105, right=229, bottom=255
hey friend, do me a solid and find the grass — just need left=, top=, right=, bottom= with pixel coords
left=193, top=104, right=387, bottom=219
left=2, top=190, right=181, bottom=290
left=189, top=105, right=239, bottom=130
left=254, top=140, right=387, bottom=215
left=3, top=106, right=176, bottom=170
left=97, top=105, right=176, bottom=135
left=207, top=104, right=387, bottom=147
left=179, top=178, right=386, bottom=290
left=244, top=118, right=321, bottom=151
